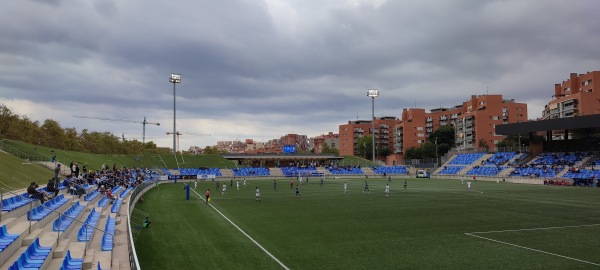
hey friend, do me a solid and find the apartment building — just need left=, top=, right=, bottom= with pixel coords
left=454, top=95, right=527, bottom=149
left=312, top=132, right=339, bottom=154
left=543, top=71, right=600, bottom=119
left=339, top=117, right=400, bottom=158
left=391, top=94, right=527, bottom=163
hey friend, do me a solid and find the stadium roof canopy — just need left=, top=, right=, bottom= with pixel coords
left=496, top=114, right=600, bottom=135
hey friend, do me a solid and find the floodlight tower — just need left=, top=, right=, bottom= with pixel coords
left=367, top=89, right=379, bottom=162
left=170, top=73, right=181, bottom=155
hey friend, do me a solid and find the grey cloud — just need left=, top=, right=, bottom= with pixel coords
left=1, top=0, right=600, bottom=149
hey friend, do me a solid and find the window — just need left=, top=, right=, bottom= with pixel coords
left=416, top=127, right=424, bottom=131
left=417, top=140, right=423, bottom=144
left=417, top=133, right=424, bottom=137
left=565, top=87, right=570, bottom=92
left=517, top=107, right=523, bottom=110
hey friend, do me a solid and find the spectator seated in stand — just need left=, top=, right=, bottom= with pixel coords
left=27, top=182, right=50, bottom=203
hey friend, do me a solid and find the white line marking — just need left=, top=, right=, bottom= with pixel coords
left=190, top=188, right=290, bottom=270
left=467, top=223, right=600, bottom=234
left=465, top=223, right=600, bottom=267
left=465, top=233, right=600, bottom=267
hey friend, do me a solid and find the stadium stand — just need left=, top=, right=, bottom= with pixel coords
left=7, top=238, right=51, bottom=269
left=60, top=250, right=83, bottom=270
left=232, top=167, right=271, bottom=176
left=78, top=208, right=101, bottom=242
left=0, top=225, right=19, bottom=253
left=466, top=166, right=506, bottom=176
left=484, top=152, right=518, bottom=165
left=97, top=196, right=109, bottom=208
left=52, top=201, right=86, bottom=231
left=280, top=166, right=319, bottom=177
left=1, top=194, right=33, bottom=212
left=448, top=153, right=486, bottom=165
left=179, top=167, right=222, bottom=176
left=328, top=166, right=364, bottom=175
left=372, top=166, right=409, bottom=175
left=119, top=187, right=133, bottom=198
left=101, top=216, right=116, bottom=251
left=27, top=194, right=69, bottom=221
left=111, top=198, right=122, bottom=213
left=437, top=166, right=465, bottom=175
left=84, top=190, right=100, bottom=202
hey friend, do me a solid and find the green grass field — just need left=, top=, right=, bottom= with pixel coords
left=134, top=178, right=600, bottom=269
left=0, top=151, right=53, bottom=191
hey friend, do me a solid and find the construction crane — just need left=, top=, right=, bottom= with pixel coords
left=73, top=115, right=160, bottom=144
left=166, top=131, right=210, bottom=152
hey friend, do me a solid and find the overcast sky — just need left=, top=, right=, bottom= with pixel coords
left=1, top=0, right=599, bottom=151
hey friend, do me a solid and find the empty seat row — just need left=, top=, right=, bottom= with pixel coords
left=448, top=153, right=486, bottom=165
left=78, top=208, right=101, bottom=242
left=466, top=166, right=505, bottom=176
left=53, top=202, right=86, bottom=232
left=233, top=167, right=271, bottom=177
left=84, top=190, right=100, bottom=202
left=484, top=152, right=517, bottom=165
left=119, top=187, right=133, bottom=199
left=60, top=250, right=83, bottom=270
left=27, top=194, right=69, bottom=221
left=328, top=167, right=364, bottom=175
left=0, top=225, right=19, bottom=252
left=373, top=166, right=409, bottom=175
left=111, top=199, right=122, bottom=213
left=101, top=216, right=116, bottom=251
left=438, top=166, right=465, bottom=175
left=7, top=238, right=51, bottom=270
left=97, top=196, right=109, bottom=208
left=111, top=186, right=123, bottom=196
left=280, top=167, right=318, bottom=177
left=1, top=194, right=33, bottom=212
left=178, top=168, right=222, bottom=176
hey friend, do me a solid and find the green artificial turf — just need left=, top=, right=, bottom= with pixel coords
left=134, top=178, right=600, bottom=269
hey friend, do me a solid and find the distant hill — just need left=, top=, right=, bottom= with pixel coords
left=0, top=139, right=238, bottom=170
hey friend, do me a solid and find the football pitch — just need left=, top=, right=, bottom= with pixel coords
left=134, top=178, right=600, bottom=269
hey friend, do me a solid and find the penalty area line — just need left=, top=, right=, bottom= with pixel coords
left=190, top=188, right=290, bottom=270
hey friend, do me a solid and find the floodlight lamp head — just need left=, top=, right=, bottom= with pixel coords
left=367, top=89, right=379, bottom=97
left=170, top=73, right=181, bottom=83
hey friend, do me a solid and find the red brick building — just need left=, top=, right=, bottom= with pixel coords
left=311, top=132, right=339, bottom=154
left=543, top=71, right=600, bottom=119
left=391, top=94, right=527, bottom=164
left=339, top=117, right=401, bottom=158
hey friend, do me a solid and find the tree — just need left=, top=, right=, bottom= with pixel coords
left=356, top=135, right=373, bottom=159
left=204, top=146, right=220, bottom=155
left=321, top=143, right=339, bottom=155
left=478, top=138, right=489, bottom=151
left=40, top=119, right=66, bottom=149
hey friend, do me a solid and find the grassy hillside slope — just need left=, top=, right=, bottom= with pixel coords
left=0, top=151, right=53, bottom=191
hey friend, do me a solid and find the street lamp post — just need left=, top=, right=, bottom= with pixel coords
left=435, top=137, right=439, bottom=166
left=170, top=73, right=181, bottom=155
left=367, top=89, right=379, bottom=162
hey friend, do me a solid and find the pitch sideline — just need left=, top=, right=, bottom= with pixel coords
left=189, top=187, right=291, bottom=270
